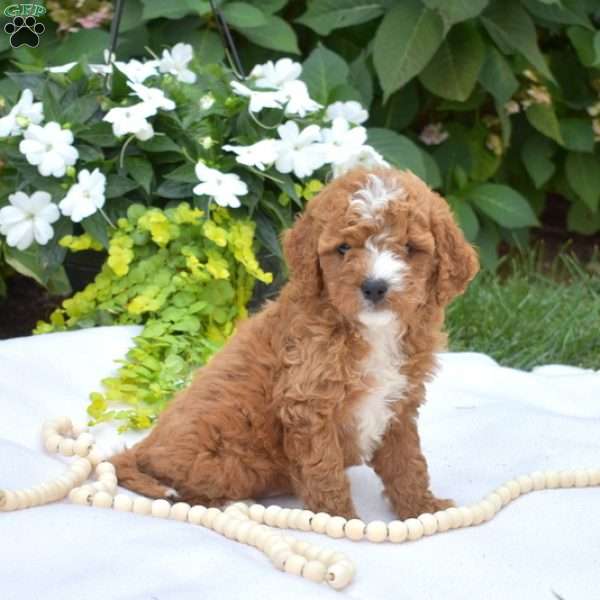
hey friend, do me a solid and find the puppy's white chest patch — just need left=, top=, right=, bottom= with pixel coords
left=355, top=312, right=406, bottom=461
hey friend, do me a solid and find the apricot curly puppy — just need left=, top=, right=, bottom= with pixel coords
left=111, top=167, right=479, bottom=520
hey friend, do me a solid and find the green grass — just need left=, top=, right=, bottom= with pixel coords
left=446, top=253, right=600, bottom=370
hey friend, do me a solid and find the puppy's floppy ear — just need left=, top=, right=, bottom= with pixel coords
left=282, top=211, right=322, bottom=297
left=431, top=196, right=479, bottom=306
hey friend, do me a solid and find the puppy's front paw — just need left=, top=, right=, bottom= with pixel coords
left=392, top=494, right=455, bottom=520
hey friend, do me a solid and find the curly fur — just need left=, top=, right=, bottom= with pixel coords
left=111, top=167, right=479, bottom=519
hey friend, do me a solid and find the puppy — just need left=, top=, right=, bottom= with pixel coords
left=111, top=167, right=479, bottom=519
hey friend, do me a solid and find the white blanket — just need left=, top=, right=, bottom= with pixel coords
left=0, top=326, right=599, bottom=600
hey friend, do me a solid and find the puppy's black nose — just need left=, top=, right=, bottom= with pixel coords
left=361, top=278, right=388, bottom=304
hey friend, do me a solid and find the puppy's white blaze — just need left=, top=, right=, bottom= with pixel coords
left=351, top=174, right=406, bottom=220
left=365, top=238, right=407, bottom=291
left=355, top=313, right=407, bottom=461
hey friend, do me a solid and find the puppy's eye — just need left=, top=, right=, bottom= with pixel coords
left=337, top=243, right=351, bottom=256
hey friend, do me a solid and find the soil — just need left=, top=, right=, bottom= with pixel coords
left=1, top=196, right=598, bottom=340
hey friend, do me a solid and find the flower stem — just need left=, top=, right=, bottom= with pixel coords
left=99, top=206, right=116, bottom=229
left=119, top=134, right=136, bottom=169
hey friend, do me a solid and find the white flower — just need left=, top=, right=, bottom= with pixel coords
left=199, top=93, right=215, bottom=110
left=250, top=58, right=302, bottom=89
left=128, top=82, right=175, bottom=112
left=0, top=191, right=59, bottom=250
left=332, top=145, right=389, bottom=178
left=321, top=118, right=367, bottom=165
left=281, top=80, right=321, bottom=117
left=419, top=123, right=448, bottom=146
left=19, top=122, right=79, bottom=178
left=275, top=121, right=327, bottom=178
left=193, top=162, right=248, bottom=208
left=230, top=80, right=284, bottom=113
left=504, top=100, right=520, bottom=115
left=0, top=89, right=44, bottom=138
left=325, top=101, right=368, bottom=125
left=223, top=139, right=280, bottom=171
left=114, top=59, right=159, bottom=84
left=59, top=168, right=106, bottom=223
left=46, top=62, right=77, bottom=74
left=158, top=43, right=196, bottom=84
left=103, top=103, right=155, bottom=141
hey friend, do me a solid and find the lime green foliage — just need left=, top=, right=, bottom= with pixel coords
left=35, top=203, right=271, bottom=431
left=447, top=253, right=600, bottom=369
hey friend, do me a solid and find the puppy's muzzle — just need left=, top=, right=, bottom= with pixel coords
left=361, top=278, right=388, bottom=305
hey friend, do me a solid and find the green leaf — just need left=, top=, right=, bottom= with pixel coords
left=76, top=144, right=104, bottom=162
left=373, top=0, right=444, bottom=101
left=47, top=266, right=72, bottom=296
left=252, top=0, right=288, bottom=13
left=193, top=30, right=225, bottom=64
left=522, top=0, right=593, bottom=29
left=69, top=95, right=100, bottom=126
left=421, top=150, right=442, bottom=189
left=521, top=135, right=556, bottom=189
left=119, top=0, right=144, bottom=32
left=467, top=183, right=539, bottom=228
left=296, top=0, right=384, bottom=36
left=255, top=212, right=283, bottom=260
left=141, top=0, right=209, bottom=20
left=481, top=0, right=554, bottom=82
left=525, top=103, right=563, bottom=144
left=78, top=123, right=121, bottom=147
left=237, top=15, right=299, bottom=54
left=164, top=163, right=198, bottom=183
left=4, top=245, right=45, bottom=286
left=475, top=218, right=500, bottom=270
left=366, top=128, right=427, bottom=181
left=564, top=152, right=600, bottom=212
left=566, top=26, right=600, bottom=67
left=301, top=44, right=349, bottom=104
left=349, top=52, right=374, bottom=107
left=221, top=2, right=267, bottom=27
left=447, top=196, right=479, bottom=241
left=106, top=175, right=140, bottom=199
left=422, top=0, right=489, bottom=30
left=138, top=135, right=182, bottom=153
left=49, top=30, right=110, bottom=64
left=559, top=118, right=595, bottom=152
left=567, top=202, right=600, bottom=235
left=420, top=22, right=485, bottom=102
left=82, top=213, right=110, bottom=248
left=478, top=45, right=519, bottom=104
left=125, top=157, right=154, bottom=194
left=156, top=180, right=195, bottom=199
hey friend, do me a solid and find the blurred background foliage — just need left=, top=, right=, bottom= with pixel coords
left=2, top=0, right=600, bottom=272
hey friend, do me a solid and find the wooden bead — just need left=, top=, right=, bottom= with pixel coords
left=303, top=544, right=322, bottom=561
left=132, top=496, right=152, bottom=515
left=506, top=480, right=521, bottom=499
left=302, top=560, right=327, bottom=582
left=544, top=470, right=560, bottom=488
left=15, top=490, right=30, bottom=508
left=235, top=521, right=254, bottom=544
left=230, top=502, right=249, bottom=515
left=325, top=516, right=347, bottom=539
left=265, top=539, right=288, bottom=558
left=58, top=438, right=75, bottom=457
left=252, top=526, right=271, bottom=549
left=45, top=434, right=62, bottom=453
left=531, top=471, right=545, bottom=490
left=92, top=482, right=111, bottom=493
left=469, top=504, right=484, bottom=525
left=223, top=518, right=241, bottom=540
left=113, top=494, right=133, bottom=512
left=87, top=447, right=104, bottom=466
left=293, top=540, right=311, bottom=555
left=288, top=508, right=303, bottom=529
left=96, top=462, right=116, bottom=476
left=316, top=548, right=337, bottom=565
left=74, top=439, right=93, bottom=457
left=486, top=493, right=502, bottom=513
left=271, top=548, right=293, bottom=570
left=327, top=562, right=354, bottom=590
left=496, top=485, right=511, bottom=504
left=297, top=510, right=314, bottom=531
left=187, top=505, right=207, bottom=525
left=344, top=518, right=366, bottom=541
left=517, top=475, right=533, bottom=493
left=329, top=552, right=347, bottom=565
left=71, top=424, right=88, bottom=437
left=92, top=492, right=113, bottom=508
left=284, top=554, right=307, bottom=576
left=480, top=500, right=496, bottom=521
left=445, top=507, right=463, bottom=529
left=151, top=499, right=171, bottom=518
left=418, top=513, right=438, bottom=535
left=170, top=502, right=191, bottom=521
left=69, top=488, right=91, bottom=505
left=574, top=469, right=590, bottom=487
left=55, top=416, right=72, bottom=432
left=28, top=488, right=43, bottom=506
left=263, top=505, right=282, bottom=526
left=365, top=520, right=387, bottom=542
left=587, top=468, right=600, bottom=485
left=275, top=508, right=291, bottom=529
left=434, top=511, right=451, bottom=532
left=559, top=470, right=575, bottom=488
left=388, top=520, right=408, bottom=542
left=458, top=506, right=474, bottom=527
left=212, top=512, right=229, bottom=533
left=248, top=503, right=265, bottom=523
left=310, top=512, right=331, bottom=533
left=0, top=490, right=18, bottom=511
left=405, top=518, right=424, bottom=540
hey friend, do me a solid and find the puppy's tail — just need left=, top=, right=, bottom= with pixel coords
left=109, top=448, right=172, bottom=499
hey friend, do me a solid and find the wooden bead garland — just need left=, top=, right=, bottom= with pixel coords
left=0, top=417, right=598, bottom=591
